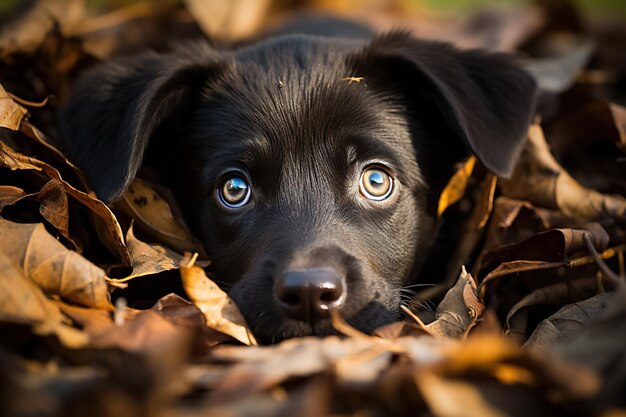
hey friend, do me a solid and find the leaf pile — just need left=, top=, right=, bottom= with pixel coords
left=1, top=1, right=625, bottom=417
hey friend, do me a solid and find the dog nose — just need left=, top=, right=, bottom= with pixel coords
left=274, top=267, right=345, bottom=322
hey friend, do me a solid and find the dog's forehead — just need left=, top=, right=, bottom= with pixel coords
left=191, top=36, right=422, bottom=189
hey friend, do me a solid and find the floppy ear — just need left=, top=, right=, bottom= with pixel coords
left=58, top=44, right=221, bottom=203
left=354, top=31, right=537, bottom=179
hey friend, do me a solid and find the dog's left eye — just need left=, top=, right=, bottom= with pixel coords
left=359, top=166, right=394, bottom=201
left=218, top=175, right=251, bottom=208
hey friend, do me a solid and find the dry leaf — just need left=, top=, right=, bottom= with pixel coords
left=0, top=185, right=27, bottom=210
left=524, top=290, right=617, bottom=350
left=180, top=255, right=256, bottom=345
left=437, top=156, right=476, bottom=217
left=0, top=142, right=130, bottom=264
left=0, top=83, right=28, bottom=130
left=116, top=179, right=205, bottom=256
left=422, top=266, right=484, bottom=339
left=500, top=123, right=626, bottom=224
left=0, top=218, right=111, bottom=309
left=506, top=277, right=600, bottom=344
left=120, top=223, right=181, bottom=281
left=0, top=251, right=88, bottom=348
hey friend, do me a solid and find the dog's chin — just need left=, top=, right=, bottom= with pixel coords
left=245, top=300, right=401, bottom=345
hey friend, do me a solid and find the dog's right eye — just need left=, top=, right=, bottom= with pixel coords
left=218, top=175, right=251, bottom=208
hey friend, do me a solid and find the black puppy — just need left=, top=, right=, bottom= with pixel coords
left=59, top=26, right=536, bottom=344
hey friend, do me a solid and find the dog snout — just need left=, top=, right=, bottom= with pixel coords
left=274, top=267, right=345, bottom=322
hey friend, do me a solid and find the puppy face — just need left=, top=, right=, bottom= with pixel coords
left=59, top=33, right=536, bottom=343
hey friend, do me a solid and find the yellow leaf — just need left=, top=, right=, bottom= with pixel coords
left=438, top=156, right=476, bottom=217
left=180, top=255, right=256, bottom=345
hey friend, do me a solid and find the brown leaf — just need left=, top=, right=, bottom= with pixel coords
left=0, top=218, right=111, bottom=309
left=479, top=225, right=609, bottom=276
left=118, top=223, right=181, bottom=281
left=500, top=123, right=626, bottom=224
left=553, top=289, right=626, bottom=404
left=210, top=336, right=384, bottom=398
left=506, top=277, right=601, bottom=344
left=180, top=254, right=256, bottom=345
left=0, top=83, right=28, bottom=130
left=0, top=185, right=27, bottom=210
left=421, top=266, right=484, bottom=339
left=0, top=251, right=88, bottom=348
left=116, top=179, right=206, bottom=256
left=0, top=142, right=130, bottom=264
left=37, top=179, right=71, bottom=243
left=524, top=290, right=617, bottom=350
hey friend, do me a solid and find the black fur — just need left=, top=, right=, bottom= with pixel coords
left=59, top=28, right=536, bottom=344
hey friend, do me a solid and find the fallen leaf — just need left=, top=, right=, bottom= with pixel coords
left=180, top=254, right=256, bottom=345
left=0, top=83, right=28, bottom=130
left=0, top=218, right=111, bottom=309
left=554, top=289, right=626, bottom=406
left=524, top=290, right=617, bottom=350
left=479, top=225, right=609, bottom=274
left=438, top=156, right=476, bottom=217
left=0, top=185, right=27, bottom=210
left=0, top=251, right=88, bottom=348
left=500, top=123, right=626, bottom=224
left=506, top=277, right=601, bottom=344
left=420, top=266, right=484, bottom=339
left=0, top=142, right=130, bottom=264
left=119, top=223, right=181, bottom=281
left=116, top=179, right=206, bottom=256
left=37, top=179, right=72, bottom=245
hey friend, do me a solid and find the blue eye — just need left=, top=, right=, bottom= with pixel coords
left=359, top=166, right=394, bottom=201
left=219, top=176, right=251, bottom=208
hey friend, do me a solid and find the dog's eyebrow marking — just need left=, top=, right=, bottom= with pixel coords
left=346, top=145, right=358, bottom=166
left=343, top=76, right=364, bottom=84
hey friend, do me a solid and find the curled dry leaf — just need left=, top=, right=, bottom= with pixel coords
left=114, top=223, right=181, bottom=281
left=500, top=123, right=626, bottom=224
left=506, top=277, right=600, bottom=344
left=116, top=179, right=206, bottom=256
left=0, top=218, right=111, bottom=309
left=0, top=251, right=88, bottom=348
left=420, top=266, right=484, bottom=339
left=180, top=255, right=256, bottom=345
left=524, top=290, right=617, bottom=350
left=0, top=142, right=130, bottom=264
left=0, top=83, right=28, bottom=130
left=480, top=224, right=609, bottom=273
left=0, top=185, right=27, bottom=210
